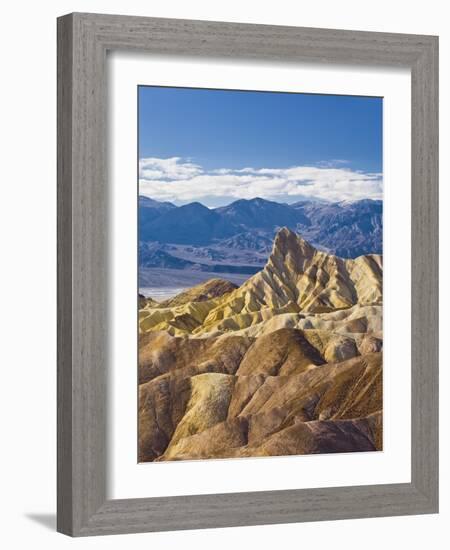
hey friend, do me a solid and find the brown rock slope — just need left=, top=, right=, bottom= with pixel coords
left=138, top=229, right=383, bottom=461
left=139, top=330, right=253, bottom=384
left=139, top=330, right=383, bottom=462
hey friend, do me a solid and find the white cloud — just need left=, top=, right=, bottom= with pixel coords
left=139, top=157, right=202, bottom=180
left=139, top=157, right=382, bottom=205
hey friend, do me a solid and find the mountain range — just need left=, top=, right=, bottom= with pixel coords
left=139, top=196, right=382, bottom=278
left=138, top=229, right=383, bottom=461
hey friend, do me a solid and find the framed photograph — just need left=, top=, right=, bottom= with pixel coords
left=57, top=13, right=438, bottom=536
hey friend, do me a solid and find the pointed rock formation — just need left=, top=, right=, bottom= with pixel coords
left=196, top=228, right=382, bottom=334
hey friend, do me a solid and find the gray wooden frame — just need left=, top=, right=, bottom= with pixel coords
left=57, top=12, right=439, bottom=537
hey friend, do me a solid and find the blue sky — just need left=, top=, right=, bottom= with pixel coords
left=138, top=86, right=382, bottom=207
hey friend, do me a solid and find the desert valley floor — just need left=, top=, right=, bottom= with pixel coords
left=138, top=228, right=383, bottom=462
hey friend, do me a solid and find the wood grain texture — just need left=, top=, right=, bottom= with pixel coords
left=57, top=12, right=439, bottom=536
left=57, top=13, right=74, bottom=535
left=410, top=35, right=439, bottom=505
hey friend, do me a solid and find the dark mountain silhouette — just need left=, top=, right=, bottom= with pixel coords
left=140, top=201, right=239, bottom=245
left=216, top=197, right=310, bottom=230
left=139, top=195, right=176, bottom=211
left=139, top=196, right=177, bottom=241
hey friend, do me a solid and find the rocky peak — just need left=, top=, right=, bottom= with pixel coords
left=196, top=228, right=383, bottom=332
left=268, top=228, right=317, bottom=278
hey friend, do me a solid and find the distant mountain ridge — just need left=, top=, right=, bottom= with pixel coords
left=216, top=197, right=310, bottom=229
left=139, top=196, right=382, bottom=273
left=292, top=199, right=382, bottom=258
